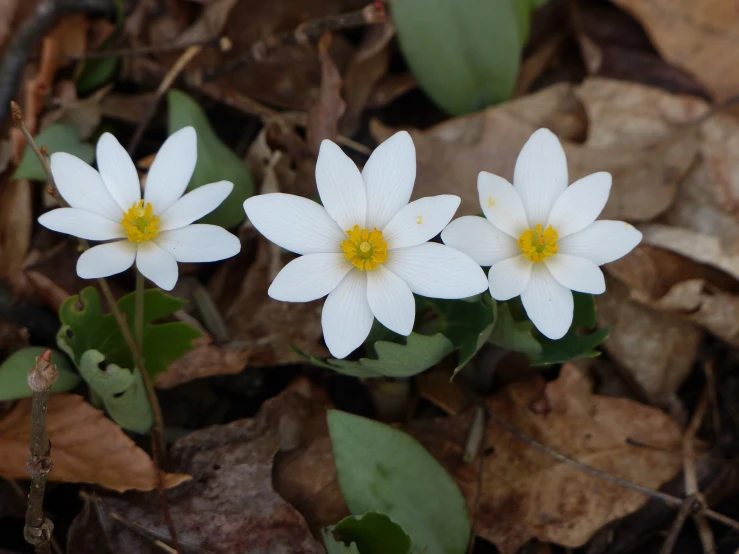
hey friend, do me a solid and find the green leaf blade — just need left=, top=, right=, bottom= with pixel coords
left=329, top=512, right=412, bottom=554
left=328, top=410, right=470, bottom=554
left=167, top=89, right=254, bottom=228
left=0, top=347, right=80, bottom=400
left=14, top=124, right=94, bottom=181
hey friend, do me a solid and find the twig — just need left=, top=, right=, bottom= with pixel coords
left=199, top=3, right=386, bottom=82
left=127, top=44, right=203, bottom=156
left=23, top=350, right=57, bottom=554
left=0, top=0, right=113, bottom=125
left=11, top=101, right=181, bottom=554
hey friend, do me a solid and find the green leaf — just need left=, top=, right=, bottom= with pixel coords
left=327, top=512, right=412, bottom=554
left=167, top=89, right=254, bottom=228
left=530, top=292, right=609, bottom=365
left=488, top=302, right=542, bottom=356
left=323, top=530, right=361, bottom=554
left=57, top=287, right=200, bottom=380
left=0, top=347, right=80, bottom=401
left=392, top=0, right=529, bottom=115
left=297, top=332, right=454, bottom=378
left=13, top=123, right=94, bottom=180
left=328, top=410, right=470, bottom=554
left=422, top=295, right=496, bottom=375
left=76, top=0, right=125, bottom=95
left=76, top=349, right=153, bottom=433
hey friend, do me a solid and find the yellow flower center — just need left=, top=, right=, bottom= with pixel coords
left=341, top=225, right=388, bottom=271
left=518, top=223, right=558, bottom=262
left=121, top=200, right=161, bottom=243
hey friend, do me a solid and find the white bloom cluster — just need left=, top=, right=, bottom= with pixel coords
left=40, top=127, right=641, bottom=359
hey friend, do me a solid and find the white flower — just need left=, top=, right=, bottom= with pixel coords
left=441, top=128, right=642, bottom=340
left=243, top=131, right=488, bottom=359
left=38, top=127, right=241, bottom=291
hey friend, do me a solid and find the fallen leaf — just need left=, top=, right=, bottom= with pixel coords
left=340, top=22, right=395, bottom=136
left=611, top=0, right=739, bottom=100
left=0, top=175, right=32, bottom=280
left=67, top=380, right=327, bottom=554
left=306, top=33, right=346, bottom=155
left=372, top=78, right=701, bottom=221
left=0, top=394, right=190, bottom=492
left=409, top=365, right=684, bottom=553
left=0, top=0, right=21, bottom=54
left=596, top=278, right=702, bottom=403
left=155, top=336, right=251, bottom=389
left=219, top=237, right=327, bottom=365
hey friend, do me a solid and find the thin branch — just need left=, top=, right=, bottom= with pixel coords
left=11, top=100, right=181, bottom=554
left=199, top=3, right=386, bottom=82
left=23, top=350, right=57, bottom=554
left=127, top=44, right=203, bottom=156
left=0, top=0, right=113, bottom=124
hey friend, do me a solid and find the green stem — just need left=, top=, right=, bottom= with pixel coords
left=135, top=270, right=145, bottom=349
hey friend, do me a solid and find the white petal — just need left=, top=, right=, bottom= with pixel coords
left=268, top=253, right=352, bottom=302
left=243, top=193, right=344, bottom=254
left=322, top=270, right=374, bottom=359
left=144, top=127, right=197, bottom=214
left=363, top=131, right=416, bottom=229
left=385, top=243, right=488, bottom=299
left=38, top=208, right=126, bottom=241
left=546, top=172, right=611, bottom=238
left=558, top=220, right=642, bottom=265
left=487, top=255, right=532, bottom=301
left=159, top=180, right=233, bottom=231
left=315, top=140, right=367, bottom=230
left=441, top=216, right=520, bottom=267
left=513, top=128, right=568, bottom=226
left=521, top=264, right=574, bottom=340
left=366, top=266, right=415, bottom=336
left=544, top=254, right=605, bottom=294
left=477, top=172, right=529, bottom=238
left=382, top=195, right=460, bottom=250
left=50, top=152, right=122, bottom=221
left=96, top=132, right=141, bottom=211
left=154, top=224, right=241, bottom=263
left=76, top=240, right=136, bottom=279
left=136, top=241, right=178, bottom=291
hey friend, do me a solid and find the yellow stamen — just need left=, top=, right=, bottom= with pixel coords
left=518, top=223, right=558, bottom=262
left=341, top=225, right=388, bottom=271
left=121, top=200, right=161, bottom=243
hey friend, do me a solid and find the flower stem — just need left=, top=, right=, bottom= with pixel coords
left=135, top=270, right=145, bottom=348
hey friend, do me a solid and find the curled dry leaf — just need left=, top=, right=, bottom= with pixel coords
left=596, top=278, right=702, bottom=403
left=306, top=33, right=346, bottom=155
left=371, top=77, right=701, bottom=221
left=0, top=175, right=32, bottom=282
left=67, top=380, right=327, bottom=554
left=0, top=394, right=190, bottom=492
left=155, top=335, right=251, bottom=388
left=611, top=0, right=739, bottom=101
left=409, top=365, right=684, bottom=554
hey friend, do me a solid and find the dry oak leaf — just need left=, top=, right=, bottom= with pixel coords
left=409, top=365, right=684, bottom=554
left=0, top=394, right=190, bottom=492
left=611, top=0, right=739, bottom=101
left=67, top=380, right=327, bottom=554
left=372, top=78, right=701, bottom=222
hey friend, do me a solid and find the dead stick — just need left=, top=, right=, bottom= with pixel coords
left=23, top=350, right=57, bottom=554
left=200, top=3, right=386, bottom=82
left=11, top=100, right=182, bottom=554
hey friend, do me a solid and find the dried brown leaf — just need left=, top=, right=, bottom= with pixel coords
left=611, top=0, right=739, bottom=100
left=596, top=279, right=702, bottom=403
left=0, top=176, right=32, bottom=281
left=0, top=394, right=190, bottom=492
left=68, top=380, right=327, bottom=554
left=155, top=337, right=251, bottom=389
left=306, top=33, right=346, bottom=155
left=410, top=365, right=684, bottom=553
left=372, top=78, right=701, bottom=222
